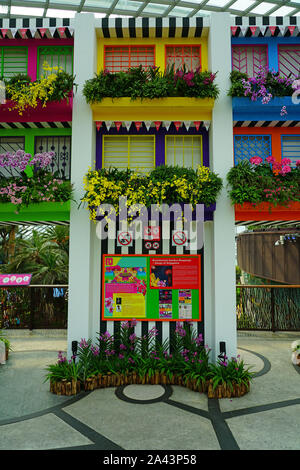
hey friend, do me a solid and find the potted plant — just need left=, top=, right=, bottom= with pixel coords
left=0, top=329, right=11, bottom=361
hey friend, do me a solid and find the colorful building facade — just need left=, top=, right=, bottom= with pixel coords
left=0, top=13, right=299, bottom=361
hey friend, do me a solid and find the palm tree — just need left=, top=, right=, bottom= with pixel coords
left=1, top=228, right=69, bottom=284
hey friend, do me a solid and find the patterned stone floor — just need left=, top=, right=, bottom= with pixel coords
left=0, top=331, right=300, bottom=452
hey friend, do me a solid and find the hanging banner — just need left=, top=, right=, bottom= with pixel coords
left=135, top=121, right=142, bottom=132
left=124, top=121, right=131, bottom=131
left=19, top=29, right=27, bottom=39
left=102, top=254, right=201, bottom=321
left=231, top=26, right=238, bottom=36
left=250, top=27, right=257, bottom=36
left=114, top=121, right=122, bottom=131
left=269, top=26, right=277, bottom=36
left=164, top=121, right=171, bottom=131
left=0, top=274, right=32, bottom=286
left=154, top=121, right=161, bottom=131
left=1, top=29, right=8, bottom=38
left=174, top=121, right=181, bottom=131
left=39, top=28, right=47, bottom=38
left=288, top=26, right=295, bottom=35
left=144, top=121, right=152, bottom=131
left=95, top=121, right=102, bottom=131
left=57, top=27, right=66, bottom=37
left=194, top=121, right=201, bottom=131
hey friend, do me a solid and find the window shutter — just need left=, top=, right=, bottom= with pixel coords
left=232, top=46, right=267, bottom=77
left=104, top=46, right=155, bottom=73
left=278, top=45, right=300, bottom=79
left=2, top=47, right=28, bottom=79
left=166, top=136, right=202, bottom=169
left=234, top=135, right=271, bottom=165
left=166, top=46, right=201, bottom=72
left=282, top=135, right=300, bottom=167
left=38, top=46, right=73, bottom=78
left=103, top=135, right=155, bottom=172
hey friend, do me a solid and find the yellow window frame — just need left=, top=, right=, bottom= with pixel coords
left=165, top=135, right=203, bottom=168
left=102, top=134, right=156, bottom=172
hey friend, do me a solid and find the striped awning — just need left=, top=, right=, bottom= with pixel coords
left=234, top=120, right=300, bottom=128
left=231, top=16, right=300, bottom=37
left=96, top=17, right=210, bottom=38
left=0, top=121, right=72, bottom=129
left=0, top=17, right=74, bottom=38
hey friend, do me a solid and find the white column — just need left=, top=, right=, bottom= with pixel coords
left=207, top=13, right=237, bottom=362
left=67, top=13, right=97, bottom=357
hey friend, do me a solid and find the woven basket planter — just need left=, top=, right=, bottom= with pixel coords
left=50, top=373, right=250, bottom=399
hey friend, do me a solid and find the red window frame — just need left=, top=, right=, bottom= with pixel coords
left=104, top=45, right=156, bottom=72
left=165, top=45, right=201, bottom=72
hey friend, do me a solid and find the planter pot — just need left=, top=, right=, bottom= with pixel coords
left=0, top=201, right=71, bottom=222
left=91, top=97, right=215, bottom=122
left=0, top=96, right=73, bottom=124
left=235, top=202, right=300, bottom=222
left=232, top=96, right=298, bottom=122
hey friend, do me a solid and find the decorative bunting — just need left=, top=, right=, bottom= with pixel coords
left=144, top=121, right=152, bottom=131
left=19, top=29, right=27, bottom=39
left=1, top=29, right=8, bottom=38
left=164, top=121, right=171, bottom=131
left=95, top=121, right=102, bottom=131
left=269, top=26, right=277, bottom=36
left=260, top=26, right=267, bottom=36
left=183, top=121, right=191, bottom=131
left=57, top=27, right=66, bottom=38
left=288, top=26, right=295, bottom=36
left=279, top=26, right=285, bottom=36
left=124, top=121, right=131, bottom=131
left=154, top=121, right=161, bottom=131
left=134, top=121, right=142, bottom=132
left=250, top=27, right=257, bottom=36
left=174, top=121, right=181, bottom=131
left=231, top=26, right=238, bottom=36
left=39, top=28, right=47, bottom=38
left=194, top=121, right=201, bottom=131
left=114, top=121, right=122, bottom=131
left=105, top=121, right=112, bottom=131
left=203, top=121, right=210, bottom=131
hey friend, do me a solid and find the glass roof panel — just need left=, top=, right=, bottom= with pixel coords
left=0, top=0, right=300, bottom=18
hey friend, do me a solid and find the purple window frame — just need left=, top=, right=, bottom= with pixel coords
left=96, top=122, right=209, bottom=169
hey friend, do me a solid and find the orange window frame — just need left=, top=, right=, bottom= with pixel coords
left=104, top=45, right=156, bottom=72
left=165, top=44, right=201, bottom=71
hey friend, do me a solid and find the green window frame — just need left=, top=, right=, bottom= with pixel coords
left=0, top=46, right=28, bottom=79
left=37, top=46, right=74, bottom=78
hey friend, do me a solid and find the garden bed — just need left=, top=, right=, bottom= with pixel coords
left=49, top=372, right=250, bottom=399
left=45, top=321, right=254, bottom=400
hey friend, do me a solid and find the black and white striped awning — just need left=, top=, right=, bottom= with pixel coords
left=97, top=17, right=210, bottom=38
left=232, top=16, right=300, bottom=37
left=234, top=120, right=300, bottom=128
left=0, top=17, right=74, bottom=38
left=0, top=122, right=72, bottom=129
left=0, top=220, right=69, bottom=227
left=236, top=220, right=300, bottom=228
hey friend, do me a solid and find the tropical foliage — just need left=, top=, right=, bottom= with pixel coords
left=45, top=320, right=254, bottom=398
left=4, top=63, right=76, bottom=115
left=227, top=157, right=300, bottom=205
left=83, top=65, right=219, bottom=103
left=82, top=165, right=223, bottom=221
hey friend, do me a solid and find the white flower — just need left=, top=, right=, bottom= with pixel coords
left=291, top=340, right=300, bottom=351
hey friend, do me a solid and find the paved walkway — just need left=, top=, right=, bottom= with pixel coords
left=0, top=330, right=300, bottom=451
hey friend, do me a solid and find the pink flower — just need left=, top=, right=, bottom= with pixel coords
left=281, top=158, right=291, bottom=165
left=266, top=156, right=275, bottom=164
left=296, top=160, right=300, bottom=167
left=249, top=156, right=263, bottom=165
left=280, top=165, right=291, bottom=175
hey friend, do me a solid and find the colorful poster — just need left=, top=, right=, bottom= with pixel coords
left=159, top=289, right=173, bottom=319
left=103, top=256, right=147, bottom=318
left=150, top=256, right=200, bottom=290
left=178, top=289, right=192, bottom=320
left=102, top=254, right=202, bottom=321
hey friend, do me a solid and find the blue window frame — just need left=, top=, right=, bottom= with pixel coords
left=234, top=135, right=272, bottom=165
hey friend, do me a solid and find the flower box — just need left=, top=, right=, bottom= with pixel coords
left=232, top=96, right=298, bottom=122
left=50, top=373, right=250, bottom=399
left=0, top=201, right=70, bottom=222
left=91, top=97, right=215, bottom=122
left=235, top=201, right=300, bottom=221
left=0, top=96, right=73, bottom=123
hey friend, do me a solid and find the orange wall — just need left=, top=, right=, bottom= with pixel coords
left=233, top=127, right=300, bottom=164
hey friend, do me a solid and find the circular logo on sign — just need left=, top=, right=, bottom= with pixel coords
left=172, top=231, right=187, bottom=246
left=153, top=241, right=160, bottom=249
left=145, top=241, right=152, bottom=249
left=117, top=231, right=132, bottom=246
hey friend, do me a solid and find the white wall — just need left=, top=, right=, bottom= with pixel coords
left=207, top=13, right=237, bottom=361
left=67, top=13, right=98, bottom=357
